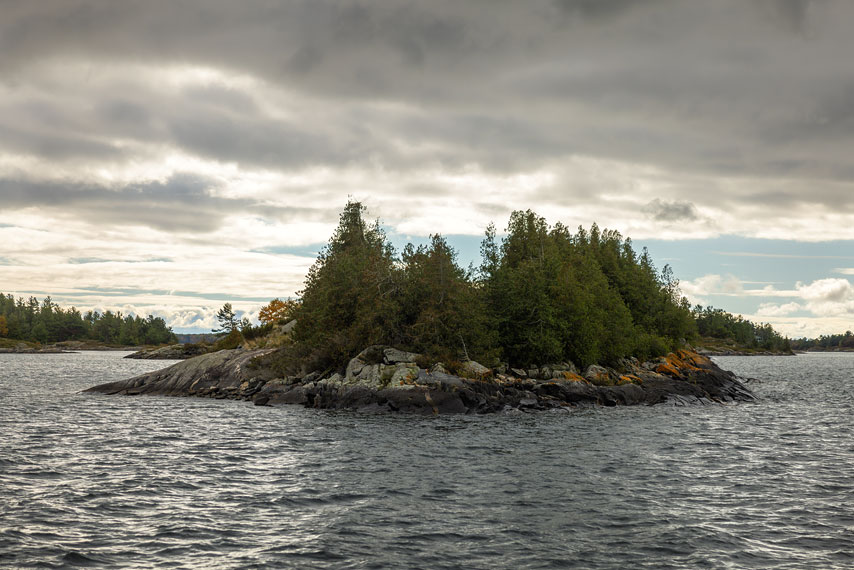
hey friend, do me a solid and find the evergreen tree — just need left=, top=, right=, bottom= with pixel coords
left=214, top=303, right=238, bottom=334
left=293, top=201, right=401, bottom=368
left=400, top=235, right=494, bottom=362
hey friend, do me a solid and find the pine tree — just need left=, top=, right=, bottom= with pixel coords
left=214, top=303, right=238, bottom=334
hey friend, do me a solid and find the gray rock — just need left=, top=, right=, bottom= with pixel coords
left=383, top=348, right=420, bottom=364
left=124, top=343, right=210, bottom=360
left=87, top=348, right=276, bottom=397
left=583, top=364, right=613, bottom=385
left=459, top=360, right=490, bottom=378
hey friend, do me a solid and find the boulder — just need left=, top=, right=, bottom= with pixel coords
left=458, top=360, right=491, bottom=379
left=583, top=364, right=615, bottom=385
left=383, top=348, right=420, bottom=364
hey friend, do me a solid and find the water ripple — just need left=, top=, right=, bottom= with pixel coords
left=1, top=351, right=853, bottom=568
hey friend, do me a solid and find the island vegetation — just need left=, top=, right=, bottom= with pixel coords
left=691, top=305, right=792, bottom=354
left=265, top=201, right=697, bottom=375
left=247, top=202, right=796, bottom=370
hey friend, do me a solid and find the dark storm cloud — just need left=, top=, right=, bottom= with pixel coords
left=553, top=0, right=662, bottom=20
left=0, top=76, right=386, bottom=169
left=643, top=199, right=700, bottom=222
left=0, top=174, right=323, bottom=233
left=0, top=174, right=229, bottom=232
left=2, top=0, right=854, bottom=219
left=759, top=0, right=817, bottom=32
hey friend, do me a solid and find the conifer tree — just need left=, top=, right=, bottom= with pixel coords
left=293, top=201, right=400, bottom=367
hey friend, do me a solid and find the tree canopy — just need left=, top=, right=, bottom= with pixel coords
left=289, top=201, right=700, bottom=370
left=213, top=303, right=238, bottom=334
left=258, top=298, right=299, bottom=325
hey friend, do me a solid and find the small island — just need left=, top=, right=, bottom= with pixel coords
left=87, top=202, right=756, bottom=413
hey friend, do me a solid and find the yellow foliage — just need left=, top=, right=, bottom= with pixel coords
left=0, top=315, right=7, bottom=337
left=258, top=298, right=300, bottom=325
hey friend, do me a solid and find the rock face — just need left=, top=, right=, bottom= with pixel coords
left=86, top=346, right=756, bottom=414
left=124, top=343, right=212, bottom=360
left=92, top=349, right=278, bottom=398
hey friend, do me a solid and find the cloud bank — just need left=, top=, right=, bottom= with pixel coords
left=2, top=1, right=854, bottom=332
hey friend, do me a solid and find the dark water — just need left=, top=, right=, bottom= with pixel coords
left=1, top=351, right=853, bottom=569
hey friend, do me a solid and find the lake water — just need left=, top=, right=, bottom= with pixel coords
left=1, top=351, right=852, bottom=569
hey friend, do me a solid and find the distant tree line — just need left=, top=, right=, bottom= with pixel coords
left=790, top=331, right=854, bottom=351
left=692, top=305, right=791, bottom=352
left=286, top=201, right=699, bottom=372
left=0, top=293, right=177, bottom=345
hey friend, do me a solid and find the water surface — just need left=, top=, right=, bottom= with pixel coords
left=1, top=351, right=852, bottom=568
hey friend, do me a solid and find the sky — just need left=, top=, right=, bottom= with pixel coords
left=1, top=0, right=854, bottom=337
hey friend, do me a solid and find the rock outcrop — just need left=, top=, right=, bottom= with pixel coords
left=86, top=346, right=756, bottom=414
left=124, top=343, right=212, bottom=360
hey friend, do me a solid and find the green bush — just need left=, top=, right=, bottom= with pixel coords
left=213, top=329, right=243, bottom=351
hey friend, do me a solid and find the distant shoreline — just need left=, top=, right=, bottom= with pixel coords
left=0, top=339, right=149, bottom=354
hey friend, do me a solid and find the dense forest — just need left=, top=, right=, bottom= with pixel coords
left=288, top=201, right=698, bottom=371
left=692, top=305, right=792, bottom=352
left=790, top=331, right=854, bottom=351
left=0, top=293, right=176, bottom=346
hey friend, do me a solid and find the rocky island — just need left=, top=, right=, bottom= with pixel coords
left=86, top=202, right=758, bottom=413
left=86, top=345, right=754, bottom=413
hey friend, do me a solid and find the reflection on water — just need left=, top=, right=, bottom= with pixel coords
left=1, top=351, right=853, bottom=569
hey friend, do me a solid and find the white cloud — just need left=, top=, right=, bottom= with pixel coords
left=796, top=277, right=853, bottom=303
left=680, top=274, right=745, bottom=303
left=681, top=275, right=854, bottom=337
left=756, top=302, right=803, bottom=317
left=740, top=313, right=854, bottom=340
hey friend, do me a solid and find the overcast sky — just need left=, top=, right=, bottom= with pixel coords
left=2, top=0, right=853, bottom=337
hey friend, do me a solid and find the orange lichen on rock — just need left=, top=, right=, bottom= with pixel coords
left=654, top=362, right=682, bottom=377
left=560, top=371, right=587, bottom=382
left=618, top=374, right=643, bottom=385
left=675, top=349, right=712, bottom=369
left=655, top=350, right=707, bottom=377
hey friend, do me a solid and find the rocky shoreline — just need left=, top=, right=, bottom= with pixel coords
left=0, top=340, right=149, bottom=354
left=696, top=347, right=795, bottom=356
left=0, top=343, right=71, bottom=354
left=123, top=343, right=212, bottom=360
left=86, top=346, right=756, bottom=414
